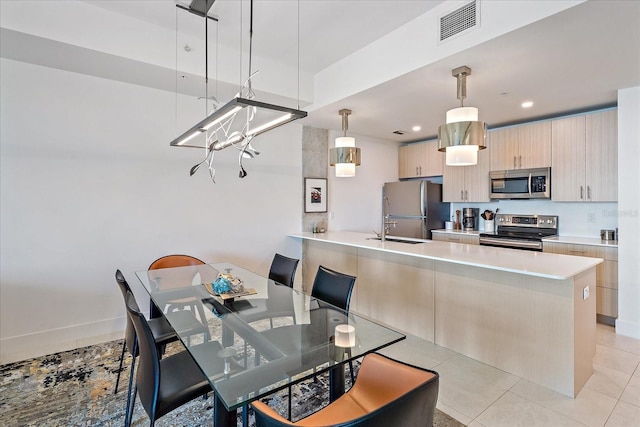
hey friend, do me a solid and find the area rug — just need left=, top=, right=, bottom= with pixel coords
left=0, top=339, right=465, bottom=426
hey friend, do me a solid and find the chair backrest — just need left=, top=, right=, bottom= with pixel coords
left=252, top=353, right=439, bottom=427
left=268, top=254, right=299, bottom=288
left=124, top=290, right=161, bottom=420
left=148, top=254, right=205, bottom=270
left=115, top=269, right=137, bottom=356
left=311, top=265, right=356, bottom=311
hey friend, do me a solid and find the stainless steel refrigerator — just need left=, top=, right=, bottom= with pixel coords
left=382, top=181, right=450, bottom=240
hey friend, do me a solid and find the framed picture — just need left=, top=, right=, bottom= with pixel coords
left=304, top=178, right=327, bottom=213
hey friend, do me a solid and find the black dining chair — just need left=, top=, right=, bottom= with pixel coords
left=268, top=253, right=299, bottom=288
left=259, top=265, right=357, bottom=420
left=124, top=290, right=235, bottom=427
left=114, top=270, right=208, bottom=427
left=310, top=265, right=356, bottom=312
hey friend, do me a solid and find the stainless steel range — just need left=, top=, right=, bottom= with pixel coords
left=479, top=214, right=558, bottom=251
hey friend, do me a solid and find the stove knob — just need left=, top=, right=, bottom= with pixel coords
left=547, top=219, right=553, bottom=224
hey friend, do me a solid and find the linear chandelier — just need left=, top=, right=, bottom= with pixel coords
left=437, top=66, right=487, bottom=166
left=172, top=0, right=307, bottom=180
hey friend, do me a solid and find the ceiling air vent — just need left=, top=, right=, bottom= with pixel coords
left=393, top=130, right=408, bottom=135
left=440, top=0, right=478, bottom=42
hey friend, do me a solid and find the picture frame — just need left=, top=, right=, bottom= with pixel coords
left=304, top=178, right=327, bottom=213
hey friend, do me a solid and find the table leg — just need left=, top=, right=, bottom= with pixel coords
left=329, top=364, right=345, bottom=402
left=214, top=394, right=236, bottom=427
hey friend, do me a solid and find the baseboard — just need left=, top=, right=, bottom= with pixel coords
left=0, top=317, right=125, bottom=365
left=615, top=318, right=640, bottom=339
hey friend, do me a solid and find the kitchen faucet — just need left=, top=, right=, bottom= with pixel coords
left=381, top=196, right=397, bottom=242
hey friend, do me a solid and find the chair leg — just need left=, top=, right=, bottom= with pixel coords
left=124, top=340, right=137, bottom=427
left=242, top=404, right=249, bottom=427
left=288, top=385, right=293, bottom=420
left=114, top=339, right=126, bottom=394
left=128, top=383, right=137, bottom=427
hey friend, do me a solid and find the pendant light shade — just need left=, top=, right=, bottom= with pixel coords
left=438, top=66, right=486, bottom=166
left=330, top=109, right=361, bottom=177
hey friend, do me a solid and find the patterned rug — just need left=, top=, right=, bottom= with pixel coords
left=0, top=339, right=465, bottom=426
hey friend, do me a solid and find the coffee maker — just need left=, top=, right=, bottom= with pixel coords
left=463, top=208, right=479, bottom=231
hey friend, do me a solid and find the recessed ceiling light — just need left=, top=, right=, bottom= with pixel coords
left=521, top=101, right=534, bottom=108
left=412, top=125, right=421, bottom=132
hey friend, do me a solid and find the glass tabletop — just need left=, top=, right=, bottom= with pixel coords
left=135, top=262, right=405, bottom=411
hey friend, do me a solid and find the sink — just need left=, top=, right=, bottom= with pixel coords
left=368, top=237, right=426, bottom=244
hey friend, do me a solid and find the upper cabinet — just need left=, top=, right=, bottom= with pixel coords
left=398, top=139, right=443, bottom=178
left=442, top=143, right=491, bottom=202
left=490, top=121, right=551, bottom=171
left=551, top=110, right=617, bottom=202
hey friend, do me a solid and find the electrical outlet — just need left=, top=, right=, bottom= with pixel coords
left=583, top=286, right=590, bottom=300
left=587, top=213, right=596, bottom=223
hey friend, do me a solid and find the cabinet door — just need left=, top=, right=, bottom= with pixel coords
left=552, top=115, right=586, bottom=201
left=424, top=140, right=444, bottom=176
left=465, top=145, right=491, bottom=202
left=489, top=127, right=519, bottom=170
left=442, top=164, right=466, bottom=202
left=519, top=121, right=551, bottom=169
left=586, top=110, right=617, bottom=201
left=398, top=145, right=412, bottom=179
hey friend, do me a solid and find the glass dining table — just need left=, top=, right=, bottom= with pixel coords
left=135, top=262, right=405, bottom=427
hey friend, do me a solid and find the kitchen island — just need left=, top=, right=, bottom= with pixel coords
left=289, top=231, right=602, bottom=398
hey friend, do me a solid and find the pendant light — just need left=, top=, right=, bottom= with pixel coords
left=171, top=0, right=307, bottom=181
left=330, top=109, right=361, bottom=177
left=438, top=66, right=486, bottom=166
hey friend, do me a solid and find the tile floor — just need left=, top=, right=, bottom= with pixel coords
left=378, top=323, right=640, bottom=427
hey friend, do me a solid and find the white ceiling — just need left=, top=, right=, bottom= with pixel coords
left=3, top=0, right=640, bottom=144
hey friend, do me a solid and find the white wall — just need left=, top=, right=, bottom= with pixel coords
left=616, top=86, right=640, bottom=339
left=0, top=58, right=303, bottom=363
left=327, top=131, right=400, bottom=233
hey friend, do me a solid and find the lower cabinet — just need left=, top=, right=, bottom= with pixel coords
left=544, top=241, right=618, bottom=322
left=431, top=232, right=479, bottom=245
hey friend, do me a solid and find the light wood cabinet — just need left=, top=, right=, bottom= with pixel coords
left=398, top=140, right=443, bottom=178
left=544, top=241, right=618, bottom=320
left=442, top=145, right=490, bottom=202
left=551, top=110, right=617, bottom=202
left=490, top=122, right=551, bottom=171
left=431, top=231, right=479, bottom=245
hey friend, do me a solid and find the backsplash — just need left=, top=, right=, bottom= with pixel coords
left=450, top=201, right=618, bottom=238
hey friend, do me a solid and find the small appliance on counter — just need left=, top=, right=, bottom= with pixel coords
left=463, top=208, right=479, bottom=231
left=479, top=213, right=559, bottom=251
left=600, top=229, right=616, bottom=241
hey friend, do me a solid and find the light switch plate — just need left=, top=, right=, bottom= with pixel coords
left=583, top=286, right=590, bottom=300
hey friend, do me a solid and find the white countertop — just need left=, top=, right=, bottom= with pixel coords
left=289, top=231, right=602, bottom=280
left=543, top=235, right=618, bottom=248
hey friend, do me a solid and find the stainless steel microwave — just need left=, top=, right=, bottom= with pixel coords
left=489, top=167, right=551, bottom=199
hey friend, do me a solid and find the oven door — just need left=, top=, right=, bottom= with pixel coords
left=479, top=236, right=543, bottom=251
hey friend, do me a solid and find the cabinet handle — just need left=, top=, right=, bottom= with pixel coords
left=416, top=166, right=419, bottom=175
left=580, top=186, right=584, bottom=200
left=513, top=156, right=517, bottom=169
left=587, top=186, right=591, bottom=200
left=569, top=250, right=587, bottom=255
left=464, top=190, right=468, bottom=200
left=519, top=155, right=522, bottom=168
left=419, top=166, right=422, bottom=175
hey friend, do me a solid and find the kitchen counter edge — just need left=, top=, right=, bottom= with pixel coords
left=289, top=231, right=602, bottom=281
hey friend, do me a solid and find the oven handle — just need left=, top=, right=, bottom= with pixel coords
left=479, top=236, right=543, bottom=250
